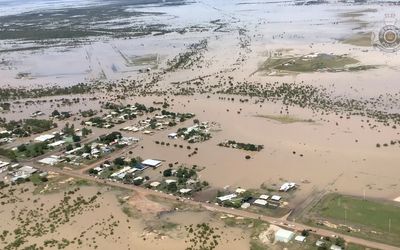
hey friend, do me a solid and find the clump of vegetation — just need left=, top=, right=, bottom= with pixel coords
left=167, top=39, right=208, bottom=71
left=218, top=140, right=263, bottom=152
left=185, top=223, right=221, bottom=250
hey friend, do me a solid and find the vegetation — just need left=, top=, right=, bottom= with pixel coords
left=218, top=140, right=263, bottom=152
left=185, top=223, right=220, bottom=250
left=309, top=193, right=400, bottom=247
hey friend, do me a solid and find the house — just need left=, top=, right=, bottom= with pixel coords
left=316, top=240, right=325, bottom=247
left=279, top=182, right=296, bottom=192
left=241, top=202, right=250, bottom=209
left=165, top=179, right=177, bottom=184
left=34, top=134, right=55, bottom=142
left=110, top=167, right=131, bottom=178
left=217, top=194, right=237, bottom=202
left=235, top=188, right=246, bottom=194
left=141, top=159, right=162, bottom=168
left=275, top=229, right=295, bottom=243
left=65, top=146, right=83, bottom=155
left=168, top=133, right=178, bottom=139
left=0, top=161, right=10, bottom=169
left=12, top=166, right=38, bottom=182
left=179, top=188, right=192, bottom=194
left=48, top=140, right=65, bottom=147
left=150, top=181, right=160, bottom=188
left=271, top=195, right=282, bottom=201
left=253, top=199, right=268, bottom=206
left=294, top=235, right=306, bottom=242
left=259, top=194, right=269, bottom=200
left=0, top=161, right=10, bottom=173
left=330, top=245, right=342, bottom=250
left=38, top=156, right=61, bottom=166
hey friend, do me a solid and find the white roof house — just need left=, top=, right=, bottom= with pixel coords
left=330, top=245, right=342, bottom=250
left=275, top=229, right=295, bottom=243
left=179, top=188, right=192, bottom=194
left=168, top=132, right=178, bottom=139
left=271, top=195, right=282, bottom=201
left=235, top=188, right=246, bottom=194
left=165, top=179, right=177, bottom=184
left=294, top=235, right=306, bottom=242
left=34, top=134, right=55, bottom=142
left=0, top=161, right=10, bottom=169
left=38, top=157, right=60, bottom=166
left=48, top=140, right=65, bottom=147
left=141, top=159, right=162, bottom=168
left=241, top=202, right=250, bottom=209
left=279, top=182, right=296, bottom=192
left=259, top=194, right=270, bottom=200
left=150, top=181, right=160, bottom=187
left=110, top=167, right=131, bottom=178
left=253, top=199, right=268, bottom=206
left=217, top=194, right=237, bottom=202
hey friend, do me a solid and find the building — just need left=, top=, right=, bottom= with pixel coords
left=316, top=240, right=325, bottom=247
left=275, top=229, right=294, bottom=243
left=0, top=161, right=10, bottom=173
left=168, top=133, right=178, bottom=139
left=279, top=182, right=296, bottom=192
left=241, top=202, right=250, bottom=209
left=253, top=199, right=268, bottom=206
left=48, top=140, right=65, bottom=147
left=141, top=159, right=162, bottom=168
left=259, top=194, right=269, bottom=200
left=12, top=166, right=38, bottom=182
left=295, top=235, right=306, bottom=242
left=217, top=194, right=237, bottom=202
left=179, top=188, right=192, bottom=194
left=330, top=245, right=342, bottom=250
left=165, top=179, right=177, bottom=184
left=150, top=181, right=160, bottom=188
left=38, top=156, right=61, bottom=166
left=34, top=134, right=55, bottom=142
left=271, top=195, right=282, bottom=201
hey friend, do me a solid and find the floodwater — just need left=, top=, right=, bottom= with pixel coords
left=1, top=0, right=400, bottom=230
left=1, top=0, right=400, bottom=95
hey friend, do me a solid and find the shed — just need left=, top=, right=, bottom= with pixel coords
left=275, top=229, right=294, bottom=243
left=294, top=235, right=306, bottom=242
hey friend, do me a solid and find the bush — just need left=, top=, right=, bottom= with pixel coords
left=163, top=169, right=172, bottom=177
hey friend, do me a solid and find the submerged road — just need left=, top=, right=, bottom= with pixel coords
left=26, top=163, right=400, bottom=250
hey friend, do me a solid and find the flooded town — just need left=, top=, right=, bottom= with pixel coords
left=0, top=0, right=400, bottom=249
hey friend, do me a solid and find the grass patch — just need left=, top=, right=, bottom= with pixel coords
left=121, top=206, right=140, bottom=219
left=341, top=32, right=372, bottom=47
left=258, top=53, right=374, bottom=74
left=308, top=193, right=400, bottom=247
left=255, top=114, right=315, bottom=124
left=131, top=54, right=159, bottom=66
